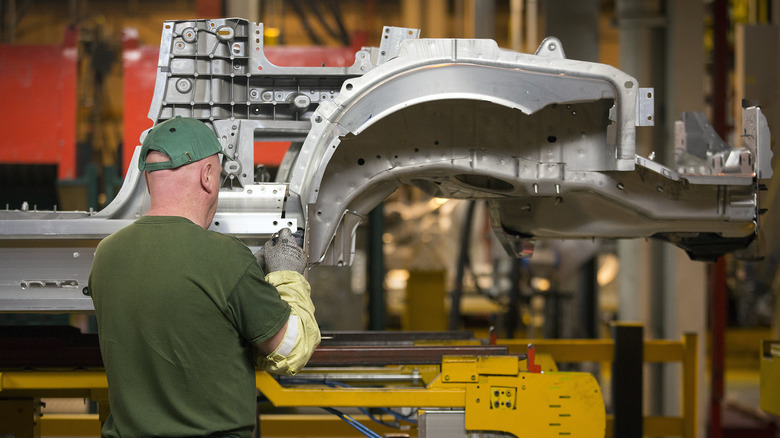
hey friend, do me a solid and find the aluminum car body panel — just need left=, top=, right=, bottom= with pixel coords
left=0, top=18, right=772, bottom=311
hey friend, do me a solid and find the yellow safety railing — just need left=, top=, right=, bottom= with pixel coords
left=498, top=332, right=698, bottom=438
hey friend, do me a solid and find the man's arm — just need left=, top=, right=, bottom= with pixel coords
left=257, top=319, right=289, bottom=356
left=255, top=228, right=320, bottom=375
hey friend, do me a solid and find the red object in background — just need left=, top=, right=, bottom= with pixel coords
left=526, top=344, right=542, bottom=373
left=257, top=46, right=357, bottom=169
left=265, top=46, right=357, bottom=68
left=0, top=26, right=361, bottom=180
left=0, top=28, right=78, bottom=180
left=195, top=0, right=223, bottom=18
left=121, top=28, right=159, bottom=175
left=121, top=34, right=357, bottom=176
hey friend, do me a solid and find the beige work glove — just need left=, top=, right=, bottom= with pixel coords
left=258, top=271, right=320, bottom=375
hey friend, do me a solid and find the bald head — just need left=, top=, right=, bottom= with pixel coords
left=144, top=151, right=221, bottom=228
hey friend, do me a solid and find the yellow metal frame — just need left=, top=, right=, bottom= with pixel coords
left=1, top=333, right=696, bottom=438
left=0, top=371, right=108, bottom=438
left=0, top=362, right=604, bottom=437
left=760, top=340, right=780, bottom=416
left=41, top=414, right=101, bottom=437
left=498, top=333, right=698, bottom=438
left=257, top=355, right=606, bottom=437
left=0, top=371, right=107, bottom=394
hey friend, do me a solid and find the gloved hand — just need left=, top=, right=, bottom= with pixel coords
left=260, top=228, right=306, bottom=274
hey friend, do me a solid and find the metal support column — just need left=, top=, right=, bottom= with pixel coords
left=509, top=0, right=523, bottom=52
left=665, top=2, right=708, bottom=433
left=612, top=323, right=644, bottom=438
left=402, top=0, right=423, bottom=31
left=543, top=0, right=599, bottom=62
left=464, top=0, right=495, bottom=39
left=615, top=0, right=665, bottom=328
left=616, top=0, right=669, bottom=421
left=709, top=257, right=727, bottom=438
left=225, top=0, right=259, bottom=22
left=367, top=204, right=386, bottom=330
left=712, top=0, right=729, bottom=137
left=425, top=0, right=448, bottom=38
left=525, top=0, right=538, bottom=52
left=449, top=201, right=476, bottom=330
left=709, top=2, right=729, bottom=435
left=505, top=258, right=522, bottom=339
left=579, top=256, right=598, bottom=339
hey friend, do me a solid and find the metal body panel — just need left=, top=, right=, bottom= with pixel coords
left=0, top=18, right=773, bottom=311
left=0, top=247, right=95, bottom=312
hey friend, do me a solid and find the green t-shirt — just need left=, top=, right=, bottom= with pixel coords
left=89, top=216, right=290, bottom=438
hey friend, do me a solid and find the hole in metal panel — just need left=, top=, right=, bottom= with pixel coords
left=454, top=174, right=514, bottom=192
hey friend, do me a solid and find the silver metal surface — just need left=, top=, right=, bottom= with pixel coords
left=637, top=88, right=655, bottom=126
left=0, top=18, right=773, bottom=311
left=0, top=247, right=95, bottom=311
left=419, top=410, right=512, bottom=438
left=419, top=410, right=468, bottom=438
left=283, top=368, right=423, bottom=384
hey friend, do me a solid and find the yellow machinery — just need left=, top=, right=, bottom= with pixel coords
left=259, top=355, right=605, bottom=437
left=0, top=327, right=698, bottom=438
left=761, top=340, right=780, bottom=416
left=0, top=351, right=604, bottom=438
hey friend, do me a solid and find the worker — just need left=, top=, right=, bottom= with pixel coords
left=89, top=116, right=320, bottom=438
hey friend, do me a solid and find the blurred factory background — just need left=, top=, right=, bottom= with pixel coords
left=1, top=1, right=780, bottom=437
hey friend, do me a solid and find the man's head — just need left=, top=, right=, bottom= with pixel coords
left=139, top=116, right=223, bottom=172
left=140, top=117, right=224, bottom=228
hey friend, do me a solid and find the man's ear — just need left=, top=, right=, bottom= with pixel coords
left=201, top=162, right=215, bottom=194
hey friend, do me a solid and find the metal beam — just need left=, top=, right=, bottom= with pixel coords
left=611, top=323, right=644, bottom=438
left=308, top=345, right=510, bottom=366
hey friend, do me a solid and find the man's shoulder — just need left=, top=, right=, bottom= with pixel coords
left=201, top=228, right=248, bottom=249
left=198, top=229, right=257, bottom=264
left=95, top=221, right=136, bottom=249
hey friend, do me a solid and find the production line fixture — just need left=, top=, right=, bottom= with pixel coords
left=0, top=329, right=606, bottom=438
left=0, top=18, right=773, bottom=312
left=0, top=328, right=697, bottom=437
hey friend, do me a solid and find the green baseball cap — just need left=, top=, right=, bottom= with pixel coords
left=138, top=116, right=223, bottom=172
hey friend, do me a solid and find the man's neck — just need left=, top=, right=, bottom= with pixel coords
left=146, top=207, right=209, bottom=229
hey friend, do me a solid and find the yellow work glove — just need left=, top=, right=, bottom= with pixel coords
left=258, top=270, right=320, bottom=375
